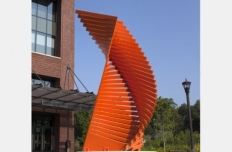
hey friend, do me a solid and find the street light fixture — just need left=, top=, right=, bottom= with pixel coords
left=182, top=79, right=196, bottom=152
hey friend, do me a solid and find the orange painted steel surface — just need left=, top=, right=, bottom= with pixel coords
left=76, top=10, right=158, bottom=151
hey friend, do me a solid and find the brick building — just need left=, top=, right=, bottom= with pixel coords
left=31, top=0, right=95, bottom=152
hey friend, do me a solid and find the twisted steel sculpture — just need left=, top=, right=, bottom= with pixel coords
left=76, top=10, right=157, bottom=151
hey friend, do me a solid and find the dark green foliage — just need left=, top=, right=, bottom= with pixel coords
left=150, top=97, right=177, bottom=143
left=143, top=97, right=200, bottom=151
left=178, top=100, right=200, bottom=133
left=74, top=110, right=92, bottom=146
left=192, top=100, right=200, bottom=133
left=144, top=123, right=154, bottom=135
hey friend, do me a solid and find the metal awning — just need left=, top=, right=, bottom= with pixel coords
left=32, top=84, right=96, bottom=111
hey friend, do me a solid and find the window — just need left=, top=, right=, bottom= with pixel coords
left=31, top=0, right=56, bottom=56
left=32, top=78, right=54, bottom=87
left=32, top=31, right=36, bottom=51
left=36, top=32, right=46, bottom=54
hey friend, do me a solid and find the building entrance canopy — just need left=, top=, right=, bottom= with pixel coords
left=32, top=84, right=96, bottom=111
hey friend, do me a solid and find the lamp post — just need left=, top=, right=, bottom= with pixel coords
left=182, top=79, right=196, bottom=152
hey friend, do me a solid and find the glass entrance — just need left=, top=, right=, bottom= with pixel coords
left=32, top=115, right=54, bottom=152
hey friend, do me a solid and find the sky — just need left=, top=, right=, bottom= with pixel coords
left=74, top=0, right=200, bottom=107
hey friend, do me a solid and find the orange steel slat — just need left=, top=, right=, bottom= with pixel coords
left=95, top=111, right=138, bottom=120
left=76, top=10, right=157, bottom=151
left=91, top=117, right=139, bottom=130
left=95, top=107, right=138, bottom=116
left=90, top=121, right=138, bottom=135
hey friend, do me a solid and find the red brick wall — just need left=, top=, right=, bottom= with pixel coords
left=59, top=0, right=75, bottom=90
left=32, top=0, right=75, bottom=151
left=31, top=0, right=75, bottom=89
left=59, top=111, right=75, bottom=152
left=59, top=0, right=75, bottom=151
left=32, top=52, right=61, bottom=78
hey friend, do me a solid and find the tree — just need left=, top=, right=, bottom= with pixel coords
left=178, top=103, right=189, bottom=131
left=74, top=110, right=92, bottom=146
left=144, top=123, right=154, bottom=135
left=150, top=97, right=178, bottom=150
left=191, top=100, right=200, bottom=133
left=178, top=100, right=200, bottom=133
left=143, top=98, right=200, bottom=151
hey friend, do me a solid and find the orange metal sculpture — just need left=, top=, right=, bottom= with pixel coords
left=76, top=10, right=158, bottom=151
